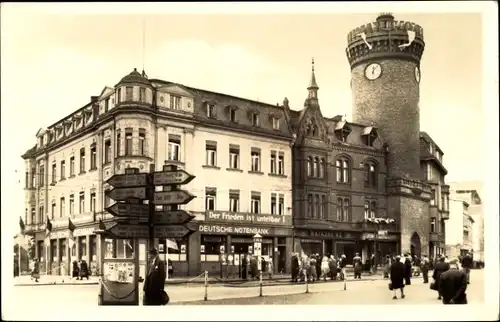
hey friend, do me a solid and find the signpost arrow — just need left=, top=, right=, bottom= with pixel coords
left=154, top=190, right=195, bottom=205
left=106, top=173, right=149, bottom=188
left=154, top=225, right=195, bottom=239
left=154, top=210, right=195, bottom=225
left=106, top=187, right=147, bottom=201
left=105, top=203, right=150, bottom=218
left=153, top=169, right=195, bottom=186
left=107, top=224, right=149, bottom=239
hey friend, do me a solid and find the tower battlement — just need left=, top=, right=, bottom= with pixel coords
left=346, top=13, right=425, bottom=68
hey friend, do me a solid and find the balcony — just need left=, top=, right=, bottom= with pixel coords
left=429, top=232, right=439, bottom=242
left=441, top=211, right=449, bottom=220
left=387, top=177, right=432, bottom=201
left=357, top=220, right=400, bottom=232
left=441, top=185, right=450, bottom=194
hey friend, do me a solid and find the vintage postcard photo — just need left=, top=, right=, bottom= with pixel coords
left=1, top=2, right=498, bottom=321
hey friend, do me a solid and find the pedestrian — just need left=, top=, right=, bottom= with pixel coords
left=432, top=255, right=450, bottom=300
left=31, top=258, right=40, bottom=283
left=370, top=254, right=376, bottom=275
left=389, top=255, right=406, bottom=300
left=291, top=253, right=299, bottom=282
left=438, top=259, right=468, bottom=304
left=250, top=256, right=258, bottom=279
left=242, top=254, right=248, bottom=279
left=143, top=248, right=167, bottom=306
left=460, top=252, right=473, bottom=284
left=309, top=255, right=317, bottom=282
left=267, top=257, right=273, bottom=279
left=420, top=254, right=430, bottom=284
left=383, top=255, right=391, bottom=278
left=412, top=255, right=421, bottom=276
left=315, top=253, right=322, bottom=280
left=321, top=255, right=330, bottom=281
left=328, top=255, right=337, bottom=280
left=72, top=260, right=80, bottom=280
left=167, top=258, right=174, bottom=278
left=79, top=259, right=89, bottom=280
left=339, top=254, right=347, bottom=280
left=404, top=253, right=412, bottom=285
left=353, top=253, right=362, bottom=279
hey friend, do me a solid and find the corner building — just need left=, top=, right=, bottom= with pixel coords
left=22, top=69, right=294, bottom=277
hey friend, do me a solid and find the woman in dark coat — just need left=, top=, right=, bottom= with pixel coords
left=79, top=260, right=89, bottom=280
left=291, top=254, right=299, bottom=282
left=31, top=258, right=40, bottom=283
left=241, top=255, right=248, bottom=279
left=72, top=260, right=80, bottom=279
left=315, top=254, right=322, bottom=280
left=404, top=254, right=412, bottom=285
left=353, top=253, right=362, bottom=279
left=390, top=255, right=406, bottom=299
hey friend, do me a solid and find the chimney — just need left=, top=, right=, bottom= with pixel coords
left=90, top=96, right=99, bottom=103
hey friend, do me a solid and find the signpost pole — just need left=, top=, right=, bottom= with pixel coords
left=148, top=164, right=156, bottom=262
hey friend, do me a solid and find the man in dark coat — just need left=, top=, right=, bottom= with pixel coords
left=291, top=254, right=299, bottom=282
left=390, top=255, right=406, bottom=299
left=143, top=248, right=167, bottom=306
left=241, top=255, right=248, bottom=279
left=315, top=254, right=322, bottom=280
left=460, top=252, right=473, bottom=284
left=79, top=259, right=89, bottom=280
left=404, top=254, right=412, bottom=285
left=439, top=259, right=468, bottom=304
left=328, top=255, right=337, bottom=280
left=432, top=255, right=450, bottom=300
left=420, top=254, right=431, bottom=283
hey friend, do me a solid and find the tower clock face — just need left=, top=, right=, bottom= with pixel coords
left=415, top=66, right=421, bottom=83
left=365, top=63, right=382, bottom=80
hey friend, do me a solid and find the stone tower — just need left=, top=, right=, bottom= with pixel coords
left=346, top=13, right=431, bottom=255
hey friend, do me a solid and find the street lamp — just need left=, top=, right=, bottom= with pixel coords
left=365, top=217, right=395, bottom=268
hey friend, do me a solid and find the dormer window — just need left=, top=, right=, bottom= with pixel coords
left=139, top=87, right=146, bottom=102
left=272, top=117, right=280, bottom=130
left=125, top=86, right=133, bottom=101
left=252, top=113, right=259, bottom=126
left=429, top=144, right=434, bottom=154
left=334, top=122, right=351, bottom=142
left=229, top=108, right=237, bottom=122
left=206, top=103, right=216, bottom=118
left=361, top=127, right=378, bottom=147
left=116, top=88, right=122, bottom=104
left=170, top=95, right=181, bottom=110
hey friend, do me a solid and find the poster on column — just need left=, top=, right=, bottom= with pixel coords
left=100, top=261, right=138, bottom=305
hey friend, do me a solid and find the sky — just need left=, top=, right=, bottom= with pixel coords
left=0, top=4, right=493, bottom=228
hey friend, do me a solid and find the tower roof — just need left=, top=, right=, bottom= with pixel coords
left=116, top=68, right=150, bottom=87
left=308, top=58, right=319, bottom=90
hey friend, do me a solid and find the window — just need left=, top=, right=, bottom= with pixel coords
left=251, top=150, right=261, bottom=172
left=51, top=163, right=57, bottom=183
left=307, top=157, right=313, bottom=177
left=104, top=98, right=109, bottom=112
left=31, top=207, right=35, bottom=224
left=308, top=194, right=313, bottom=217
left=429, top=144, right=433, bottom=155
left=278, top=194, right=285, bottom=215
left=104, top=140, right=111, bottom=164
left=79, top=192, right=85, bottom=214
left=229, top=146, right=239, bottom=169
left=337, top=198, right=351, bottom=221
left=139, top=129, right=146, bottom=156
left=430, top=218, right=436, bottom=233
left=139, top=87, right=146, bottom=102
left=60, top=197, right=65, bottom=218
left=313, top=157, right=319, bottom=177
left=321, top=195, right=326, bottom=219
left=426, top=164, right=432, bottom=180
left=445, top=195, right=449, bottom=211
left=206, top=103, right=215, bottom=118
left=39, top=164, right=45, bottom=186
left=51, top=201, right=56, bottom=219
left=125, top=129, right=133, bottom=155
left=168, top=135, right=181, bottom=161
left=30, top=167, right=36, bottom=188
left=318, top=158, right=325, bottom=178
left=335, top=127, right=351, bottom=142
left=278, top=153, right=285, bottom=175
left=430, top=189, right=436, bottom=206
left=272, top=117, right=280, bottom=130
left=252, top=113, right=259, bottom=126
left=104, top=189, right=111, bottom=207
left=205, top=141, right=217, bottom=166
left=90, top=144, right=97, bottom=169
left=441, top=195, right=445, bottom=211
left=116, top=88, right=122, bottom=103
left=116, top=130, right=121, bottom=156
left=170, top=95, right=181, bottom=110
left=69, top=194, right=74, bottom=215
left=60, top=160, right=66, bottom=179
left=251, top=194, right=261, bottom=214
left=125, top=86, right=133, bottom=101
left=336, top=158, right=350, bottom=183
left=370, top=201, right=377, bottom=218
left=271, top=194, right=277, bottom=215
left=229, top=192, right=239, bottom=212
left=25, top=171, right=29, bottom=188
left=205, top=188, right=216, bottom=211
left=315, top=195, right=321, bottom=218
left=364, top=162, right=377, bottom=187
left=270, top=151, right=277, bottom=174
left=90, top=192, right=96, bottom=213
left=69, top=157, right=75, bottom=176
left=362, top=131, right=377, bottom=147
left=229, top=108, right=237, bottom=122
left=79, top=148, right=85, bottom=173
left=39, top=206, right=44, bottom=223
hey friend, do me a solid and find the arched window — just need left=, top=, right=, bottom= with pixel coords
left=343, top=198, right=351, bottom=221
left=315, top=195, right=320, bottom=218
left=364, top=162, right=377, bottom=187
left=307, top=194, right=313, bottom=217
left=307, top=157, right=313, bottom=177
left=319, top=158, right=325, bottom=178
left=336, top=157, right=350, bottom=183
left=336, top=198, right=343, bottom=221
left=314, top=157, right=319, bottom=177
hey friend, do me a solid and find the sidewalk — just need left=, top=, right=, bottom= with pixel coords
left=14, top=272, right=385, bottom=287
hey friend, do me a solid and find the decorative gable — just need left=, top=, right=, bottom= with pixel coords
left=297, top=106, right=328, bottom=142
left=158, top=84, right=194, bottom=98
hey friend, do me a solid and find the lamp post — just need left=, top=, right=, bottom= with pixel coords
left=366, top=217, right=395, bottom=268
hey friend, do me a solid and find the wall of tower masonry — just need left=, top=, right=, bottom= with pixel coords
left=348, top=20, right=424, bottom=43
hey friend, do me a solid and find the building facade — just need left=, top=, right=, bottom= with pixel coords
left=445, top=199, right=474, bottom=260
left=22, top=69, right=294, bottom=277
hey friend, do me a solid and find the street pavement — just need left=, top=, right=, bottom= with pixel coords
left=8, top=270, right=483, bottom=307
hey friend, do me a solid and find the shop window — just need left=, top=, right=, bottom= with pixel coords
left=200, top=235, right=226, bottom=262
left=161, top=238, right=187, bottom=262
left=104, top=238, right=134, bottom=259
left=79, top=237, right=87, bottom=260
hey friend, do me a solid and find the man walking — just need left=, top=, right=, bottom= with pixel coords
left=143, top=248, right=167, bottom=306
left=432, top=255, right=450, bottom=300
left=460, top=252, right=473, bottom=284
left=439, top=259, right=468, bottom=304
left=390, top=255, right=406, bottom=300
left=420, top=254, right=430, bottom=284
left=404, top=253, right=412, bottom=285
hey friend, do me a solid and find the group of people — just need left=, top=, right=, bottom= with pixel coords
left=71, top=259, right=90, bottom=280
left=389, top=252, right=472, bottom=304
left=240, top=255, right=274, bottom=279
left=290, top=253, right=348, bottom=283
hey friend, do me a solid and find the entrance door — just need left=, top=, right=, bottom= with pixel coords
left=277, top=246, right=286, bottom=274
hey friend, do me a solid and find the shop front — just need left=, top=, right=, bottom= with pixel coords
left=188, top=210, right=294, bottom=277
left=294, top=229, right=361, bottom=263
left=360, top=231, right=399, bottom=265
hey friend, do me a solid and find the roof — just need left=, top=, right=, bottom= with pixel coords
left=21, top=145, right=37, bottom=159
left=420, top=131, right=443, bottom=153
left=116, top=68, right=151, bottom=86
left=420, top=135, right=448, bottom=175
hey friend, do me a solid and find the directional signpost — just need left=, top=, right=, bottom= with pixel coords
left=154, top=209, right=195, bottom=225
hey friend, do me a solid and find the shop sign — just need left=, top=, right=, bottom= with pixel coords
left=296, top=230, right=340, bottom=239
left=50, top=230, right=70, bottom=239
left=199, top=224, right=271, bottom=235
left=362, top=233, right=397, bottom=241
left=73, top=227, right=95, bottom=237
left=205, top=211, right=292, bottom=226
